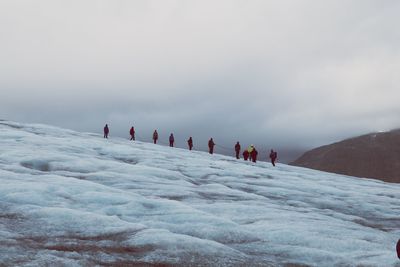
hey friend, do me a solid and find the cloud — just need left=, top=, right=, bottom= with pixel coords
left=1, top=0, right=399, bottom=160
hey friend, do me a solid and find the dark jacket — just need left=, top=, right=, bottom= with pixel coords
left=243, top=150, right=249, bottom=160
left=208, top=139, right=215, bottom=148
left=250, top=149, right=258, bottom=162
left=235, top=143, right=241, bottom=152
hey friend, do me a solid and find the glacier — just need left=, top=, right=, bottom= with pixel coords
left=0, top=120, right=399, bottom=266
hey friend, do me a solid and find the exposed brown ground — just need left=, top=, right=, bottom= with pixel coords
left=291, top=129, right=400, bottom=183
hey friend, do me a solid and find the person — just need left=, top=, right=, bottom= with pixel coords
left=153, top=130, right=158, bottom=144
left=129, top=126, right=135, bottom=141
left=208, top=138, right=215, bottom=154
left=103, top=124, right=109, bottom=139
left=187, top=137, right=193, bottom=150
left=269, top=149, right=278, bottom=166
left=235, top=142, right=241, bottom=159
left=169, top=133, right=174, bottom=147
left=250, top=147, right=258, bottom=163
left=247, top=144, right=254, bottom=154
left=243, top=150, right=249, bottom=161
left=397, top=239, right=400, bottom=259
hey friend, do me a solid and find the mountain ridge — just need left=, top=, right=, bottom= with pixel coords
left=291, top=129, right=400, bottom=183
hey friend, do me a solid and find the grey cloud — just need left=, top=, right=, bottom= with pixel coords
left=1, top=0, right=400, bottom=162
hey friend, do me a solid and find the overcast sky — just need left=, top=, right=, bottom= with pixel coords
left=1, top=1, right=400, bottom=161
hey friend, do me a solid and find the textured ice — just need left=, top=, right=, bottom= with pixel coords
left=0, top=120, right=400, bottom=266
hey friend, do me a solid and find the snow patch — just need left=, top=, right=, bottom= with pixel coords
left=1, top=121, right=400, bottom=266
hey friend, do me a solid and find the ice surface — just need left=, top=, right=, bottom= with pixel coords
left=0, top=120, right=400, bottom=266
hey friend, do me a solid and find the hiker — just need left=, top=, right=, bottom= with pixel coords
left=153, top=130, right=158, bottom=144
left=243, top=150, right=249, bottom=161
left=247, top=144, right=254, bottom=154
left=208, top=138, right=215, bottom=154
left=169, top=133, right=174, bottom=147
left=250, top=147, right=258, bottom=163
left=187, top=137, right=193, bottom=150
left=235, top=142, right=241, bottom=159
left=103, top=124, right=109, bottom=139
left=269, top=149, right=278, bottom=166
left=129, top=126, right=135, bottom=141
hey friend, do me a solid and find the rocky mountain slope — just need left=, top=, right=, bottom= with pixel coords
left=291, top=129, right=400, bottom=183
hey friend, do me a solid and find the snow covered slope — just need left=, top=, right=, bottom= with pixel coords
left=0, top=120, right=399, bottom=266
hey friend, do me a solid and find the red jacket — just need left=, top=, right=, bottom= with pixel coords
left=130, top=127, right=135, bottom=135
left=235, top=143, right=241, bottom=152
left=250, top=149, right=258, bottom=162
left=208, top=139, right=215, bottom=148
left=243, top=150, right=249, bottom=160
